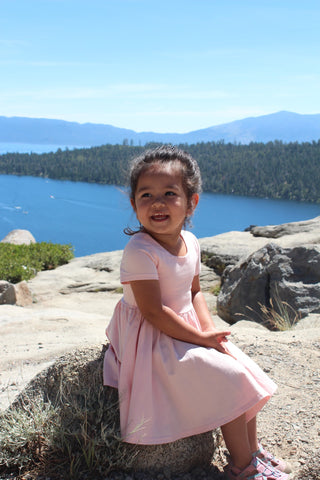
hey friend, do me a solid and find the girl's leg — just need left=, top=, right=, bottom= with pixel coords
left=221, top=413, right=252, bottom=470
left=247, top=415, right=259, bottom=453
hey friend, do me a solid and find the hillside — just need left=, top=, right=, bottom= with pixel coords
left=1, top=141, right=320, bottom=203
left=1, top=111, right=320, bottom=147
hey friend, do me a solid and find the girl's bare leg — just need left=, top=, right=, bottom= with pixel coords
left=221, top=413, right=252, bottom=470
left=247, top=416, right=259, bottom=452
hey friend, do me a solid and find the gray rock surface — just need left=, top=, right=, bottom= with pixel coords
left=0, top=281, right=16, bottom=305
left=199, top=215, right=320, bottom=273
left=199, top=231, right=268, bottom=273
left=27, top=250, right=123, bottom=300
left=250, top=215, right=320, bottom=238
left=1, top=229, right=36, bottom=245
left=217, top=243, right=320, bottom=326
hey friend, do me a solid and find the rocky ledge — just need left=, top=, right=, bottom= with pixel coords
left=0, top=217, right=320, bottom=479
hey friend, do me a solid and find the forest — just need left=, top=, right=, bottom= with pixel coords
left=0, top=140, right=319, bottom=203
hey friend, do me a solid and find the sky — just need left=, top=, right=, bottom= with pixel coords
left=1, top=0, right=320, bottom=133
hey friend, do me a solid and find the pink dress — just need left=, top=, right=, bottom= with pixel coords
left=103, top=230, right=277, bottom=445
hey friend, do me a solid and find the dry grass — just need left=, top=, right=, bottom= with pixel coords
left=0, top=361, right=138, bottom=479
left=246, top=291, right=301, bottom=331
left=256, top=297, right=301, bottom=331
left=0, top=397, right=57, bottom=472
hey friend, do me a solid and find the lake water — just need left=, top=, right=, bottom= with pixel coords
left=1, top=175, right=319, bottom=257
left=0, top=142, right=85, bottom=154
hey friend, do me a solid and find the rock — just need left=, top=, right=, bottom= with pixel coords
left=199, top=263, right=220, bottom=291
left=217, top=243, right=320, bottom=327
left=14, top=280, right=33, bottom=306
left=84, top=251, right=123, bottom=273
left=132, top=430, right=216, bottom=473
left=251, top=216, right=320, bottom=238
left=15, top=345, right=217, bottom=475
left=0, top=280, right=16, bottom=305
left=199, top=216, right=320, bottom=274
left=199, top=231, right=268, bottom=274
left=293, top=313, right=320, bottom=330
left=1, top=229, right=36, bottom=245
left=27, top=250, right=123, bottom=302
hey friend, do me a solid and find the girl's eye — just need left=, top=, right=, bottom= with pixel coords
left=141, top=193, right=151, bottom=198
left=165, top=191, right=176, bottom=196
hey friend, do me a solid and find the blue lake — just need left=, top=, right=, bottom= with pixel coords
left=1, top=174, right=319, bottom=257
left=0, top=142, right=85, bottom=154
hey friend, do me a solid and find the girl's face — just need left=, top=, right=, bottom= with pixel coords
left=131, top=162, right=199, bottom=241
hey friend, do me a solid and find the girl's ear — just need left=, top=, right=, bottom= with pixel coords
left=130, top=197, right=136, bottom=211
left=189, top=193, right=199, bottom=213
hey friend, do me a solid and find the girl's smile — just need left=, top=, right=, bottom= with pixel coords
left=151, top=213, right=169, bottom=222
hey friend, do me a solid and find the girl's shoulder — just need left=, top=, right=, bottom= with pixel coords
left=181, top=229, right=198, bottom=242
left=124, top=232, right=155, bottom=254
left=121, top=232, right=159, bottom=281
left=181, top=229, right=200, bottom=251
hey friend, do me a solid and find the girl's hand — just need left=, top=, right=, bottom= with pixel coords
left=201, top=329, right=232, bottom=355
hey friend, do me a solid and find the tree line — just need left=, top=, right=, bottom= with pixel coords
left=0, top=140, right=319, bottom=203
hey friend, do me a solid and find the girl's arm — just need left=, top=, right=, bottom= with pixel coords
left=130, top=279, right=231, bottom=354
left=191, top=274, right=217, bottom=331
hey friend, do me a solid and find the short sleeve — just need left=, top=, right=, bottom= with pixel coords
left=120, top=236, right=159, bottom=283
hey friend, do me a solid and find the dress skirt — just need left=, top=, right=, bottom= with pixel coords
left=103, top=299, right=277, bottom=445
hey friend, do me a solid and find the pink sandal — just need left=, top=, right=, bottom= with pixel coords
left=226, top=456, right=290, bottom=480
left=253, top=443, right=292, bottom=474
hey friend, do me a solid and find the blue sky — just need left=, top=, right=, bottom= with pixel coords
left=1, top=0, right=319, bottom=133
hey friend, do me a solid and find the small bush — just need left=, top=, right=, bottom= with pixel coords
left=0, top=242, right=74, bottom=283
left=210, top=284, right=221, bottom=296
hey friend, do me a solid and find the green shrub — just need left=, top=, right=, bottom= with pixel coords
left=0, top=242, right=74, bottom=283
left=210, top=284, right=221, bottom=296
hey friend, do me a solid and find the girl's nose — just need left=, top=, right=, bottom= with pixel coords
left=152, top=195, right=165, bottom=207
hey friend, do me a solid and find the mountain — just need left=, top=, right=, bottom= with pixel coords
left=0, top=111, right=320, bottom=147
left=0, top=116, right=138, bottom=147
left=189, top=111, right=320, bottom=144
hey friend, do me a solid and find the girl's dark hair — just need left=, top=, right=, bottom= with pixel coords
left=125, top=145, right=202, bottom=235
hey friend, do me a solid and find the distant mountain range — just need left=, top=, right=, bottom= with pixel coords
left=0, top=111, right=320, bottom=147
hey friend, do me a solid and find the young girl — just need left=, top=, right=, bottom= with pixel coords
left=103, top=146, right=292, bottom=480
